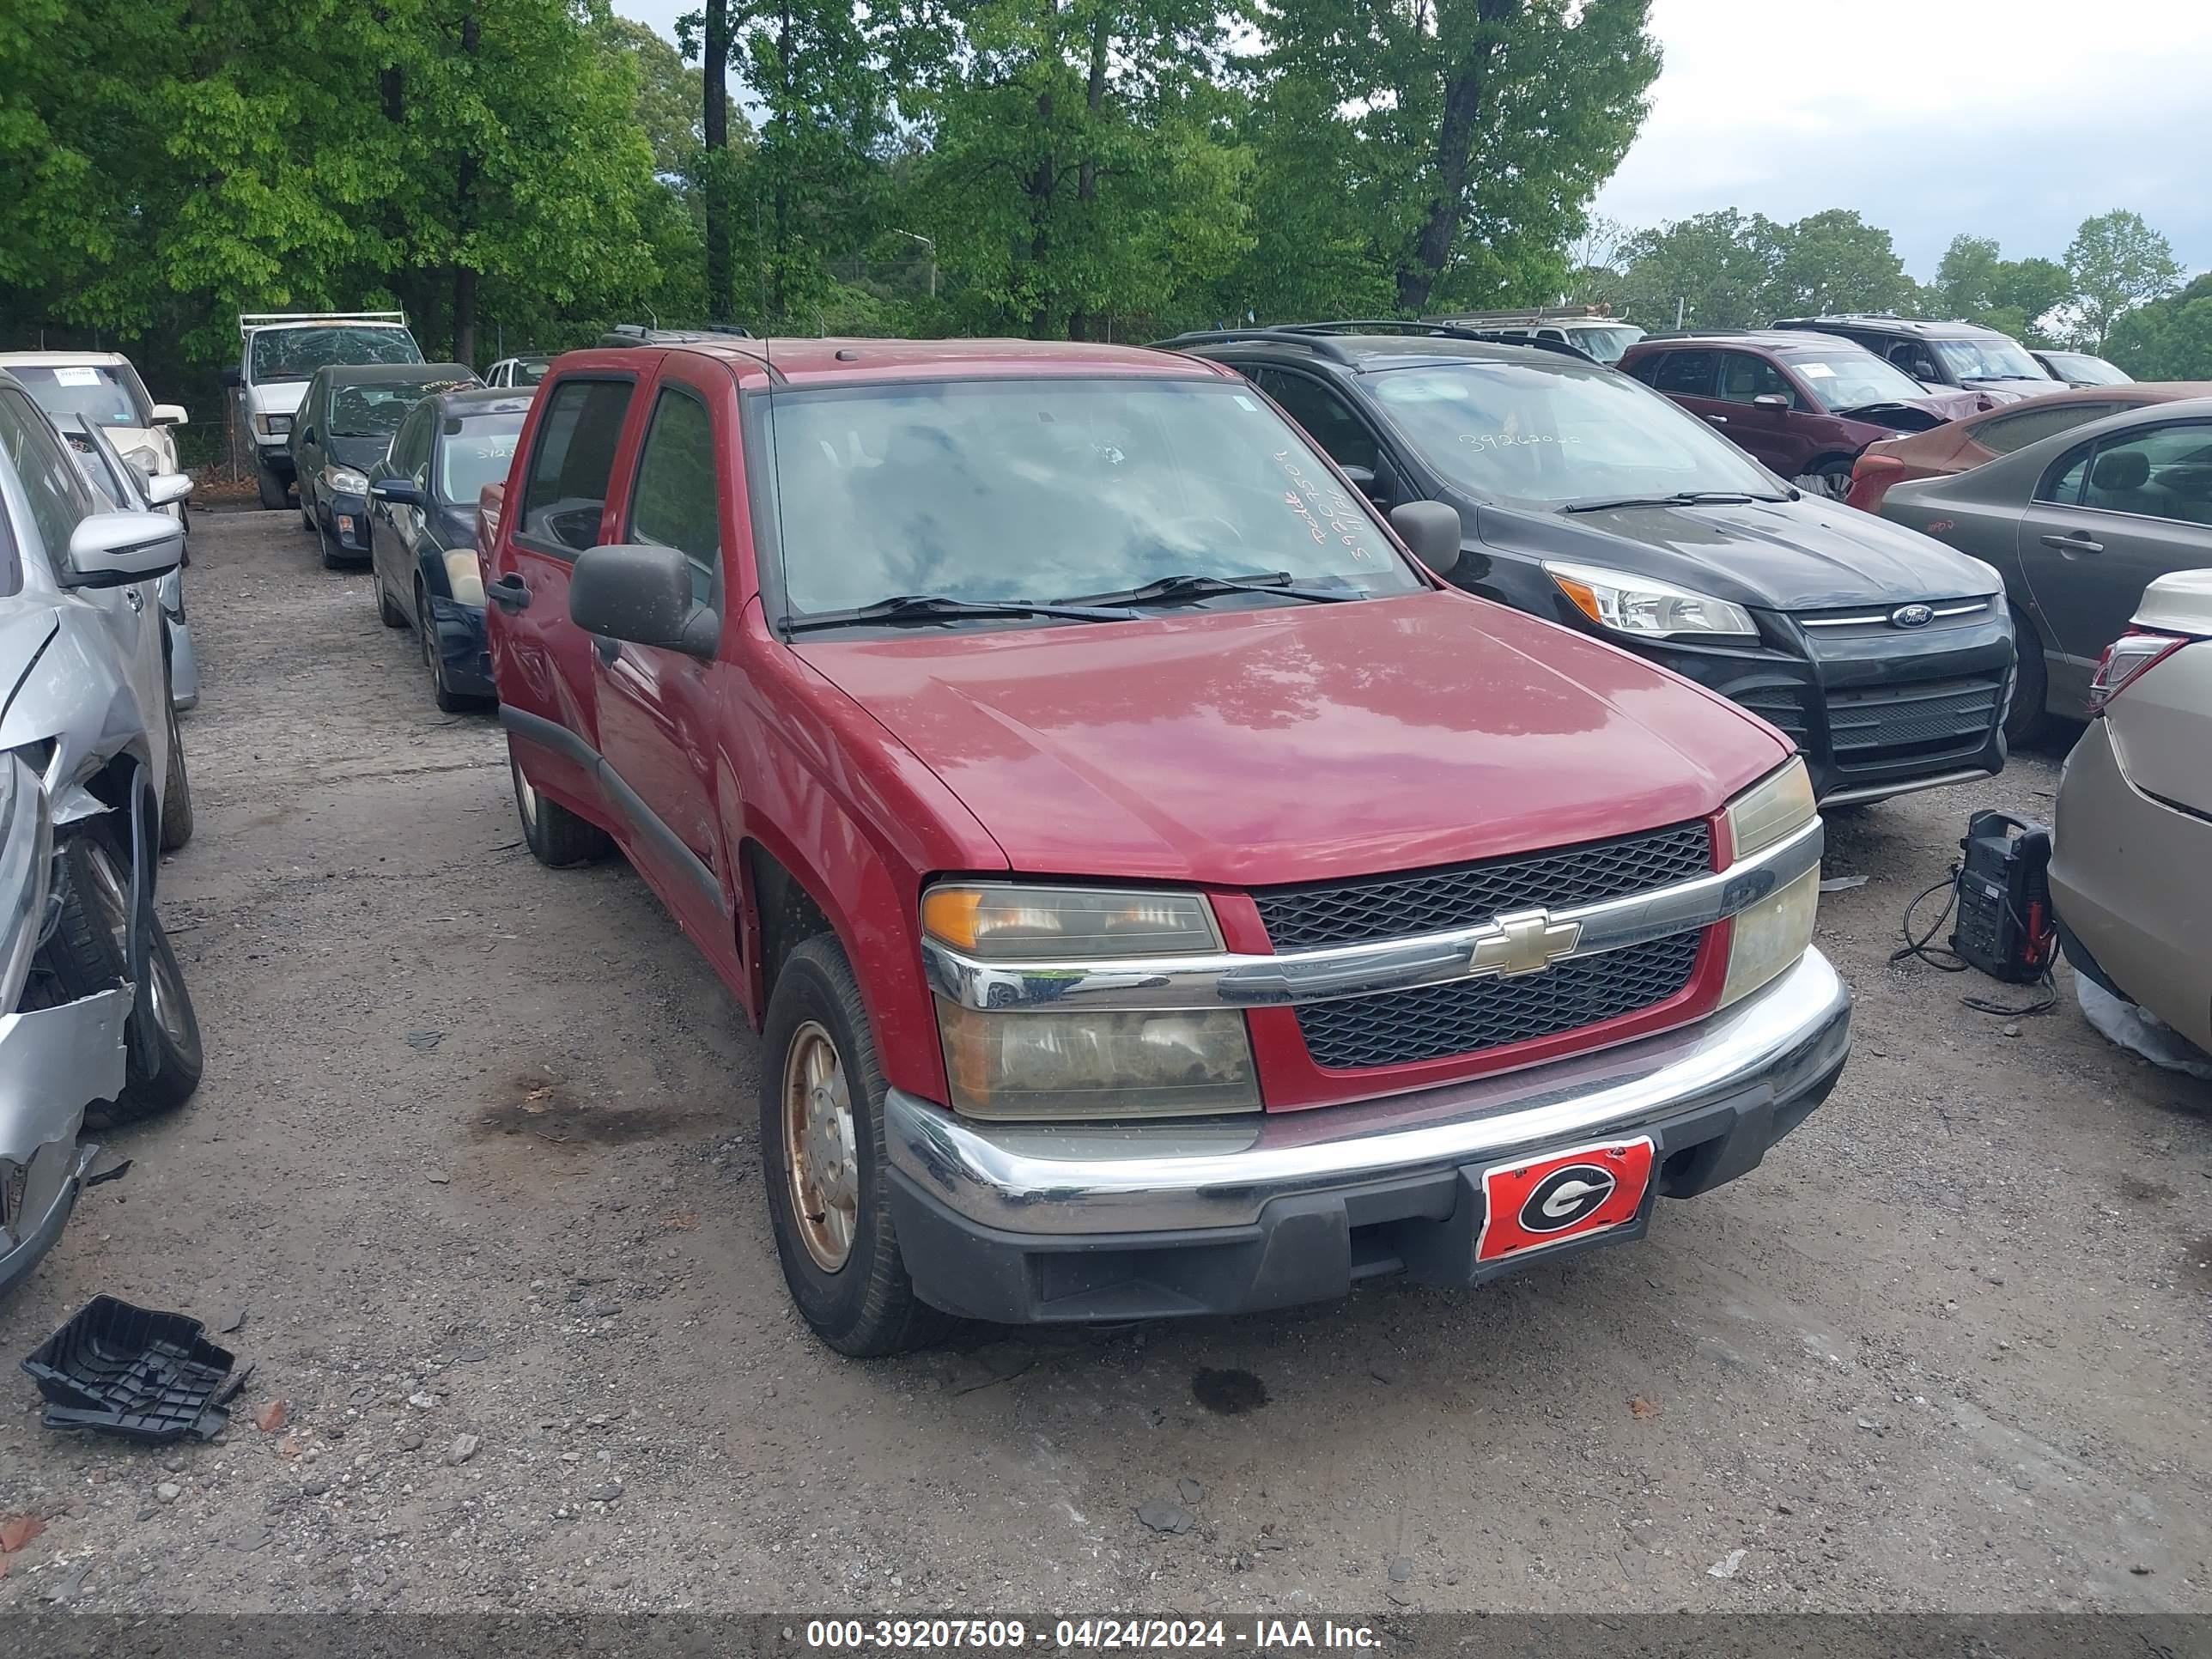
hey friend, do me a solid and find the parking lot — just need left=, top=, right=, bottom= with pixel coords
left=1, top=504, right=2208, bottom=1613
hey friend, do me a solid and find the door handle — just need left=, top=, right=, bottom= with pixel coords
left=486, top=573, right=532, bottom=611
left=2039, top=532, right=2102, bottom=554
left=1704, top=414, right=1728, bottom=425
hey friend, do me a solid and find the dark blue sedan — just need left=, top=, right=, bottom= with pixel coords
left=367, top=387, right=532, bottom=710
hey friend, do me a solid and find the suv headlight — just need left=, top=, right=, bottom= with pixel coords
left=322, top=465, right=370, bottom=495
left=1545, top=561, right=1757, bottom=639
left=921, top=883, right=1259, bottom=1121
left=1, top=756, right=54, bottom=1012
left=1720, top=757, right=1820, bottom=1006
left=254, top=412, right=292, bottom=439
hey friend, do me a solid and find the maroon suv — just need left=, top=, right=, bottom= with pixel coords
left=1621, top=331, right=1984, bottom=499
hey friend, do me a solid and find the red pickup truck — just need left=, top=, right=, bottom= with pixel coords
left=479, top=337, right=1850, bottom=1355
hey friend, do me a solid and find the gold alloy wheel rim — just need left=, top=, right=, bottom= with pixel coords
left=782, top=1020, right=859, bottom=1273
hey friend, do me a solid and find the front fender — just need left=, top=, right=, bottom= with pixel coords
left=0, top=606, right=156, bottom=808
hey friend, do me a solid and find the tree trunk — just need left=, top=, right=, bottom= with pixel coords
left=449, top=7, right=481, bottom=365
left=1066, top=9, right=1111, bottom=340
left=702, top=0, right=733, bottom=323
left=1396, top=0, right=1517, bottom=314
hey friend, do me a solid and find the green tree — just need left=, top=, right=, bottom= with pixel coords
left=1929, top=234, right=2071, bottom=343
left=2104, top=272, right=2212, bottom=380
left=1252, top=0, right=1658, bottom=315
left=899, top=0, right=1252, bottom=338
left=1764, top=208, right=1914, bottom=318
left=1613, top=209, right=1784, bottom=331
left=2066, top=209, right=2184, bottom=352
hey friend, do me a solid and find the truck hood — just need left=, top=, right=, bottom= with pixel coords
left=794, top=593, right=1787, bottom=886
left=1477, top=495, right=2002, bottom=612
left=245, top=381, right=310, bottom=418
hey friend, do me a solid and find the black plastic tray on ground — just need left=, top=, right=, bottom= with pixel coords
left=21, top=1295, right=249, bottom=1443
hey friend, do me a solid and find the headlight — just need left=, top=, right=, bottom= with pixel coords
left=1720, top=758, right=1820, bottom=1006
left=1, top=756, right=54, bottom=1012
left=922, top=882, right=1257, bottom=1119
left=442, top=550, right=485, bottom=608
left=323, top=465, right=370, bottom=495
left=254, top=413, right=292, bottom=439
left=921, top=883, right=1221, bottom=960
left=1545, top=561, right=1757, bottom=639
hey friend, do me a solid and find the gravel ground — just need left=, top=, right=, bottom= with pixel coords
left=1, top=507, right=2208, bottom=1614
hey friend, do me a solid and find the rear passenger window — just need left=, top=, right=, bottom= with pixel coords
left=1254, top=369, right=1378, bottom=470
left=1979, top=403, right=2116, bottom=456
left=520, top=378, right=634, bottom=555
left=1650, top=350, right=1716, bottom=397
left=2036, top=443, right=2092, bottom=506
left=626, top=389, right=722, bottom=607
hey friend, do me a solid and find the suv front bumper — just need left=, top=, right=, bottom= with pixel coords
left=884, top=949, right=1850, bottom=1323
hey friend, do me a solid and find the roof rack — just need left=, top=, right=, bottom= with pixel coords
left=1281, top=319, right=1604, bottom=366
left=1152, top=328, right=1360, bottom=365
left=238, top=310, right=407, bottom=333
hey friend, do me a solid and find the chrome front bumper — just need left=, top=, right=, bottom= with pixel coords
left=888, top=948, right=1850, bottom=1240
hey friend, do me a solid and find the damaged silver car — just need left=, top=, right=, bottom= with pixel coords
left=1, top=373, right=204, bottom=1295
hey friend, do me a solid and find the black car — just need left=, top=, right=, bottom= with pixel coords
left=1161, top=323, right=2016, bottom=806
left=363, top=386, right=528, bottom=710
left=289, top=362, right=477, bottom=568
left=1769, top=315, right=2057, bottom=404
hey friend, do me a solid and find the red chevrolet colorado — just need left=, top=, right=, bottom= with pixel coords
left=479, top=337, right=1850, bottom=1355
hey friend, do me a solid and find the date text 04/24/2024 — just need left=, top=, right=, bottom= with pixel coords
left=800, top=1621, right=1381, bottom=1651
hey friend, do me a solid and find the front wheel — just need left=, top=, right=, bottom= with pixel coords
left=38, top=828, right=204, bottom=1123
left=159, top=702, right=194, bottom=852
left=378, top=574, right=408, bottom=629
left=509, top=747, right=611, bottom=866
left=1796, top=458, right=1855, bottom=501
left=258, top=467, right=289, bottom=511
left=760, top=935, right=951, bottom=1357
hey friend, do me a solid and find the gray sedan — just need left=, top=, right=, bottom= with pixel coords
left=1878, top=396, right=2212, bottom=739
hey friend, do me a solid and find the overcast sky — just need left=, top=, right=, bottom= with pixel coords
left=612, top=0, right=2211, bottom=282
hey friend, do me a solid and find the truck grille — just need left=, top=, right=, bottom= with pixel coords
left=1826, top=674, right=2002, bottom=763
left=1295, top=933, right=1704, bottom=1069
left=1251, top=821, right=1712, bottom=952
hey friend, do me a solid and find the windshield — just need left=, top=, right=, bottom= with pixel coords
left=766, top=378, right=1423, bottom=618
left=1368, top=361, right=1778, bottom=507
left=1571, top=325, right=1644, bottom=365
left=1930, top=336, right=2048, bottom=383
left=251, top=325, right=423, bottom=385
left=331, top=380, right=448, bottom=437
left=11, top=362, right=149, bottom=428
left=1784, top=351, right=1929, bottom=409
left=2046, top=353, right=2130, bottom=386
left=439, top=411, right=526, bottom=503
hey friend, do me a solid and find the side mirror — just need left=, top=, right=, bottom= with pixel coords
left=149, top=403, right=188, bottom=426
left=1752, top=393, right=1790, bottom=410
left=296, top=426, right=316, bottom=448
left=66, top=511, right=184, bottom=587
left=1389, top=501, right=1463, bottom=578
left=569, top=543, right=718, bottom=658
left=220, top=367, right=241, bottom=390
left=1340, top=464, right=1389, bottom=503
left=370, top=477, right=424, bottom=507
left=144, top=472, right=192, bottom=509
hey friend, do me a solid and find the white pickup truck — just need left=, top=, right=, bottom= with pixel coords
left=223, top=312, right=424, bottom=508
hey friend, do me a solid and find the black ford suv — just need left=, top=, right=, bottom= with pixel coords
left=1161, top=322, right=2016, bottom=807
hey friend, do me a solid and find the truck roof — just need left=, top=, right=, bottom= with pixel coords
left=561, top=336, right=1237, bottom=389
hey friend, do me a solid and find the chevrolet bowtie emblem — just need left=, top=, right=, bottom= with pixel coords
left=1468, top=908, right=1583, bottom=977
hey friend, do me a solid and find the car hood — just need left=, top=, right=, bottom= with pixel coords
left=1478, top=495, right=2002, bottom=611
left=246, top=381, right=310, bottom=417
left=1834, top=389, right=1985, bottom=427
left=1957, top=379, right=2056, bottom=404
left=793, top=593, right=1787, bottom=886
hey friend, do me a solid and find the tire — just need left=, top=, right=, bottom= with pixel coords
left=318, top=514, right=347, bottom=570
left=1797, top=458, right=1855, bottom=501
left=422, top=585, right=470, bottom=712
left=2005, top=624, right=2051, bottom=745
left=258, top=466, right=289, bottom=511
left=509, top=747, right=611, bottom=866
left=159, top=702, right=194, bottom=852
left=300, top=494, right=315, bottom=533
left=39, top=827, right=204, bottom=1123
left=378, top=575, right=408, bottom=628
left=760, top=934, right=952, bottom=1357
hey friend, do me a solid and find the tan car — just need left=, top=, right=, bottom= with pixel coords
left=2051, top=568, right=2212, bottom=1051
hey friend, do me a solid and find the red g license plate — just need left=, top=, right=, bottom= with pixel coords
left=1475, top=1137, right=1655, bottom=1263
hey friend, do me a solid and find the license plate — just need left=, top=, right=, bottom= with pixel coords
left=1475, top=1136, right=1655, bottom=1263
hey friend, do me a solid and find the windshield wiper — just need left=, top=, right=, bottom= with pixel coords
left=781, top=593, right=1136, bottom=635
left=1562, top=490, right=1781, bottom=514
left=1057, top=572, right=1364, bottom=608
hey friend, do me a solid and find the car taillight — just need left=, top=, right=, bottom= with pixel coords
left=2085, top=629, right=2186, bottom=715
left=1846, top=453, right=1903, bottom=512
